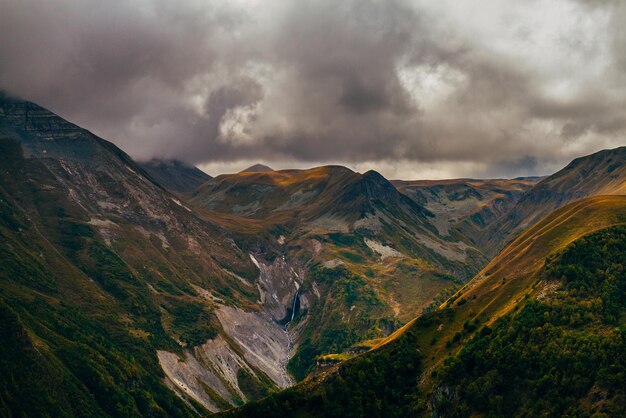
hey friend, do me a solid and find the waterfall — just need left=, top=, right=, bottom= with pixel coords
left=290, top=290, right=299, bottom=323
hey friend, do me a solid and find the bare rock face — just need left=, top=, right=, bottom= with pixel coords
left=157, top=270, right=301, bottom=411
left=155, top=250, right=308, bottom=410
left=250, top=254, right=304, bottom=322
left=158, top=332, right=279, bottom=413
left=158, top=348, right=234, bottom=413
left=216, top=305, right=293, bottom=388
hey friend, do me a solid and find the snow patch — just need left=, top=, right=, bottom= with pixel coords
left=171, top=197, right=192, bottom=212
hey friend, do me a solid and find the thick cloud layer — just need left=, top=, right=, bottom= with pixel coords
left=1, top=0, right=625, bottom=178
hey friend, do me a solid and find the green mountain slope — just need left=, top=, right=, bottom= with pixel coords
left=0, top=95, right=301, bottom=415
left=0, top=126, right=200, bottom=417
left=433, top=225, right=626, bottom=417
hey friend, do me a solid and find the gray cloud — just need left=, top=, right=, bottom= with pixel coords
left=1, top=0, right=625, bottom=179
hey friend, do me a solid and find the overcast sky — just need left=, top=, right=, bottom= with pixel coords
left=1, top=0, right=625, bottom=179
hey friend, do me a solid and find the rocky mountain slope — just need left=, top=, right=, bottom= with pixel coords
left=0, top=95, right=304, bottom=415
left=139, top=159, right=211, bottom=195
left=221, top=194, right=626, bottom=417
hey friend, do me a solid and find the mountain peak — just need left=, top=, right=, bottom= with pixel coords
left=139, top=158, right=211, bottom=194
left=240, top=163, right=273, bottom=173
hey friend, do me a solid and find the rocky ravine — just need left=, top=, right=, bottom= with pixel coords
left=157, top=253, right=307, bottom=412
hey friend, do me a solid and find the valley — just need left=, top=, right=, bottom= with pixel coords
left=220, top=196, right=626, bottom=418
left=1, top=94, right=626, bottom=417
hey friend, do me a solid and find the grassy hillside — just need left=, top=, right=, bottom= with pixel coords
left=434, top=225, right=626, bottom=416
left=221, top=195, right=626, bottom=417
left=405, top=195, right=626, bottom=383
left=0, top=139, right=198, bottom=417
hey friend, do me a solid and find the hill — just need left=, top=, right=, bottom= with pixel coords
left=432, top=223, right=626, bottom=416
left=139, top=159, right=211, bottom=195
left=220, top=195, right=626, bottom=417
left=0, top=95, right=304, bottom=414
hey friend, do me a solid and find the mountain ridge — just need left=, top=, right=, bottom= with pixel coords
left=477, top=146, right=626, bottom=255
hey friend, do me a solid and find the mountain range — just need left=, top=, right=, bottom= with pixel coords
left=1, top=94, right=626, bottom=417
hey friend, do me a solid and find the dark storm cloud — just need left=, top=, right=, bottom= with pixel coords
left=1, top=0, right=625, bottom=178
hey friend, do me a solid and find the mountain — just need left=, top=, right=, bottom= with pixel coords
left=478, top=147, right=626, bottom=255
left=139, top=158, right=211, bottom=195
left=196, top=166, right=433, bottom=227
left=0, top=95, right=305, bottom=415
left=190, top=166, right=491, bottom=381
left=221, top=194, right=626, bottom=417
left=240, top=164, right=274, bottom=173
left=392, top=177, right=541, bottom=236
